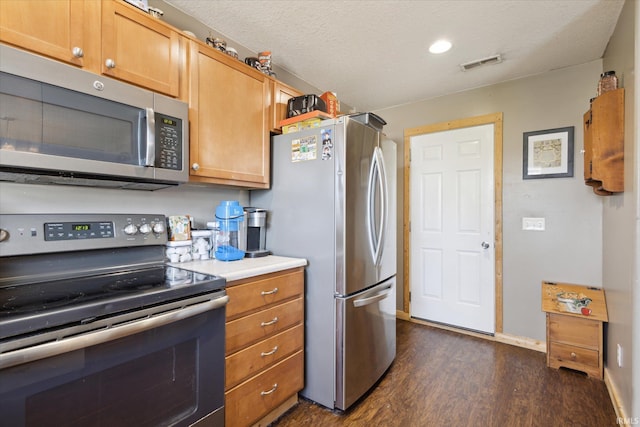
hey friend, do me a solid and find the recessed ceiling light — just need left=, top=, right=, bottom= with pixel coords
left=429, top=39, right=452, bottom=54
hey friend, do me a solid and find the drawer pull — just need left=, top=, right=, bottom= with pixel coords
left=261, top=287, right=279, bottom=296
left=261, top=383, right=278, bottom=396
left=261, top=346, right=279, bottom=357
left=571, top=352, right=577, bottom=359
left=261, top=317, right=279, bottom=327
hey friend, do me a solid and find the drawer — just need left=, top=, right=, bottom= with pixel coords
left=226, top=297, right=303, bottom=354
left=225, top=351, right=304, bottom=427
left=226, top=269, right=303, bottom=320
left=226, top=324, right=303, bottom=390
left=548, top=313, right=599, bottom=348
left=548, top=342, right=599, bottom=368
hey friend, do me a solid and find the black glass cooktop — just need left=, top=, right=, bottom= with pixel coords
left=0, top=266, right=225, bottom=340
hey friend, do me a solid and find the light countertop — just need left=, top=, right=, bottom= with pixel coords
left=171, top=255, right=307, bottom=282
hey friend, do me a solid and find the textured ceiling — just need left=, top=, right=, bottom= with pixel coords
left=164, top=0, right=624, bottom=112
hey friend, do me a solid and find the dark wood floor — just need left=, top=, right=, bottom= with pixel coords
left=271, top=320, right=617, bottom=427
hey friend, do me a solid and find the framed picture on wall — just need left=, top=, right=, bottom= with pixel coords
left=523, top=126, right=574, bottom=179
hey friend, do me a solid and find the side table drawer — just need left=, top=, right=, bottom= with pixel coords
left=548, top=342, right=599, bottom=368
left=226, top=324, right=304, bottom=390
left=548, top=313, right=599, bottom=348
left=225, top=351, right=304, bottom=427
left=226, top=297, right=303, bottom=354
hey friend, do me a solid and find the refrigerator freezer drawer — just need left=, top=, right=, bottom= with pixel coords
left=335, top=277, right=396, bottom=410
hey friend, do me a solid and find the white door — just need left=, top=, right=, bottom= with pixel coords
left=409, top=124, right=495, bottom=333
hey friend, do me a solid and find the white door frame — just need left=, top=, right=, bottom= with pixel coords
left=403, top=113, right=504, bottom=333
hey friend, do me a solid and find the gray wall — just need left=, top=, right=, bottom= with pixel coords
left=601, top=0, right=637, bottom=419
left=376, top=59, right=604, bottom=343
left=0, top=181, right=248, bottom=229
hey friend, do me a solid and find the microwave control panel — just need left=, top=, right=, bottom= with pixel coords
left=155, top=113, right=183, bottom=170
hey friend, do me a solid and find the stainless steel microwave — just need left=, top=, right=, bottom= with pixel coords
left=0, top=45, right=189, bottom=190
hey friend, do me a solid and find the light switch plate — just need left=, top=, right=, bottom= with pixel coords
left=522, top=217, right=545, bottom=231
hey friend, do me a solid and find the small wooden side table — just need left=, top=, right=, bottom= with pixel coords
left=541, top=281, right=608, bottom=379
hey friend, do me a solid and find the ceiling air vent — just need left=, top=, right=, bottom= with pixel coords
left=460, top=54, right=503, bottom=71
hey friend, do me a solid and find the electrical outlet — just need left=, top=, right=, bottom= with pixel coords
left=617, top=344, right=623, bottom=368
left=522, top=217, right=545, bottom=231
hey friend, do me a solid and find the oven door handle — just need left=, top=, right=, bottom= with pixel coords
left=0, top=295, right=229, bottom=370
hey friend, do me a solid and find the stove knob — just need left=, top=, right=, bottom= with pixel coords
left=123, top=223, right=138, bottom=235
left=152, top=222, right=166, bottom=235
left=139, top=223, right=152, bottom=235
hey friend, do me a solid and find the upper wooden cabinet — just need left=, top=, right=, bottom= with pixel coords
left=188, top=41, right=270, bottom=188
left=271, top=81, right=303, bottom=132
left=583, top=88, right=624, bottom=195
left=0, top=0, right=183, bottom=98
left=101, top=1, right=181, bottom=98
left=0, top=0, right=98, bottom=68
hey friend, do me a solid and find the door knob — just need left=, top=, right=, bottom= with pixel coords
left=481, top=241, right=490, bottom=249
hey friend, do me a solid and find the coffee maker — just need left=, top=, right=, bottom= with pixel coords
left=244, top=207, right=270, bottom=258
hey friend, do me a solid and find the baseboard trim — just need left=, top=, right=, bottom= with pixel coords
left=396, top=310, right=410, bottom=321
left=396, top=310, right=545, bottom=353
left=604, top=367, right=628, bottom=421
left=494, top=332, right=546, bottom=353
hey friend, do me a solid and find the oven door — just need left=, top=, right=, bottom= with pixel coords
left=0, top=296, right=226, bottom=427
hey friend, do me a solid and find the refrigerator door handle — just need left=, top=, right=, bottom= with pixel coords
left=352, top=287, right=393, bottom=308
left=366, top=147, right=388, bottom=267
left=376, top=146, right=388, bottom=266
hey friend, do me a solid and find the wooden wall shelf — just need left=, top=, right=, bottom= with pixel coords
left=583, top=88, right=625, bottom=195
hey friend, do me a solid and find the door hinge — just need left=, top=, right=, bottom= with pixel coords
left=409, top=291, right=411, bottom=302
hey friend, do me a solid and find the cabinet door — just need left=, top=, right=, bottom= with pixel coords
left=271, top=81, right=303, bottom=132
left=101, top=1, right=180, bottom=97
left=0, top=0, right=96, bottom=68
left=583, top=89, right=624, bottom=195
left=583, top=111, right=594, bottom=182
left=189, top=43, right=270, bottom=188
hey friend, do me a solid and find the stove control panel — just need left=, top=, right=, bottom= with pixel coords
left=0, top=214, right=168, bottom=257
left=45, top=221, right=115, bottom=241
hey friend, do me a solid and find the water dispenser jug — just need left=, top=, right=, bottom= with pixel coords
left=214, top=201, right=246, bottom=261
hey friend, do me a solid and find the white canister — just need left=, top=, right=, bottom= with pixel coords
left=166, top=240, right=192, bottom=263
left=191, top=230, right=213, bottom=260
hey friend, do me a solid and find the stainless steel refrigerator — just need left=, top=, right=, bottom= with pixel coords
left=251, top=113, right=396, bottom=410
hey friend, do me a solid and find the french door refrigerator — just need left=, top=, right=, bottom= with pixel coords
left=251, top=113, right=396, bottom=410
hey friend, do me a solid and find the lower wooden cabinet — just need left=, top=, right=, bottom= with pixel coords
left=546, top=313, right=604, bottom=379
left=541, top=281, right=607, bottom=380
left=225, top=268, right=304, bottom=427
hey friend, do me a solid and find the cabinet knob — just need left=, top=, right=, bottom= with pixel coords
left=191, top=163, right=200, bottom=171
left=105, top=58, right=116, bottom=69
left=72, top=47, right=84, bottom=58
left=570, top=352, right=577, bottom=359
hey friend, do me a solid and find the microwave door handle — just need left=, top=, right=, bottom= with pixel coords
left=144, top=107, right=155, bottom=166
